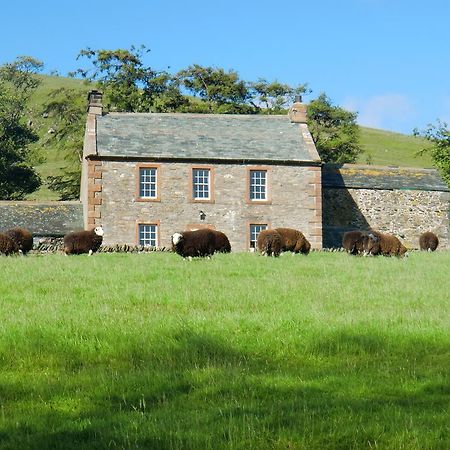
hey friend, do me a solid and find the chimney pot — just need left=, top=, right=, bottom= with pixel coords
left=87, top=90, right=103, bottom=115
left=288, top=96, right=307, bottom=123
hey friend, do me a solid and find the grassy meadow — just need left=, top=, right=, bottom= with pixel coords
left=358, top=127, right=432, bottom=167
left=0, top=251, right=448, bottom=449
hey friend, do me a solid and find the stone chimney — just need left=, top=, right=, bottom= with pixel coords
left=87, top=90, right=103, bottom=115
left=288, top=95, right=307, bottom=123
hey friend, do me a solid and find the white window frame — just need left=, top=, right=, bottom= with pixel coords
left=139, top=167, right=158, bottom=199
left=249, top=170, right=267, bottom=201
left=138, top=223, right=158, bottom=247
left=193, top=168, right=211, bottom=200
left=249, top=224, right=267, bottom=249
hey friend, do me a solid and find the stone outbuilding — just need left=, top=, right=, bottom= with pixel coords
left=0, top=201, right=83, bottom=242
left=80, top=91, right=322, bottom=251
left=322, top=164, right=449, bottom=248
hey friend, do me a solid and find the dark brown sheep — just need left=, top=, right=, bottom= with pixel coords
left=4, top=227, right=33, bottom=255
left=363, top=231, right=408, bottom=257
left=63, top=226, right=104, bottom=255
left=342, top=230, right=368, bottom=255
left=275, top=227, right=311, bottom=255
left=419, top=232, right=439, bottom=251
left=171, top=229, right=231, bottom=258
left=0, top=233, right=19, bottom=256
left=256, top=229, right=282, bottom=257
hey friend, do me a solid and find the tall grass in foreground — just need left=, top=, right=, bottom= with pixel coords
left=0, top=252, right=448, bottom=449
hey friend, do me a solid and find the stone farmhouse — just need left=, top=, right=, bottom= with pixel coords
left=80, top=91, right=323, bottom=251
left=1, top=91, right=447, bottom=251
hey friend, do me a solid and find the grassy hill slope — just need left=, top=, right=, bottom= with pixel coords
left=25, top=76, right=433, bottom=200
left=26, top=76, right=90, bottom=201
left=357, top=127, right=432, bottom=167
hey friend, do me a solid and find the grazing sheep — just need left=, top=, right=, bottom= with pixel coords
left=256, top=229, right=282, bottom=257
left=275, top=227, right=311, bottom=255
left=63, top=226, right=104, bottom=255
left=0, top=233, right=19, bottom=256
left=419, top=231, right=439, bottom=251
left=342, top=230, right=368, bottom=255
left=363, top=231, right=408, bottom=257
left=4, top=227, right=33, bottom=255
left=171, top=229, right=231, bottom=258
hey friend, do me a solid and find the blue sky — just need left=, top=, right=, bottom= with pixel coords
left=1, top=0, right=449, bottom=134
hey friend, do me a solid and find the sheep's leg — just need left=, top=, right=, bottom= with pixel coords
left=88, top=249, right=93, bottom=256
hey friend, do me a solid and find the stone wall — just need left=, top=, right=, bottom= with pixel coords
left=322, top=165, right=449, bottom=249
left=0, top=201, right=83, bottom=237
left=97, top=160, right=322, bottom=251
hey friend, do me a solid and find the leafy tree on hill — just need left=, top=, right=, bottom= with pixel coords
left=307, top=93, right=362, bottom=163
left=42, top=88, right=88, bottom=200
left=177, top=64, right=253, bottom=113
left=414, top=120, right=450, bottom=187
left=71, top=46, right=308, bottom=116
left=72, top=45, right=185, bottom=113
left=249, top=78, right=309, bottom=114
left=0, top=56, right=42, bottom=199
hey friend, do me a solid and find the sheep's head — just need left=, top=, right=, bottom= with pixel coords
left=363, top=233, right=380, bottom=255
left=94, top=226, right=104, bottom=237
left=171, top=232, right=183, bottom=247
left=399, top=244, right=408, bottom=257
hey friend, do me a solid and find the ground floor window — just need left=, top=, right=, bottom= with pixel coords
left=249, top=223, right=267, bottom=249
left=138, top=223, right=158, bottom=247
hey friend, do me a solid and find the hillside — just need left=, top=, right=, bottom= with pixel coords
left=25, top=76, right=433, bottom=200
left=357, top=127, right=432, bottom=167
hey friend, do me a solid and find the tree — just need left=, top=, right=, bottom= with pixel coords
left=307, top=93, right=362, bottom=163
left=249, top=78, right=309, bottom=113
left=142, top=72, right=188, bottom=112
left=177, top=64, right=252, bottom=113
left=42, top=87, right=87, bottom=200
left=0, top=56, right=42, bottom=199
left=72, top=45, right=184, bottom=112
left=414, top=120, right=450, bottom=186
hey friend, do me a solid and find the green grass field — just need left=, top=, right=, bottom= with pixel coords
left=358, top=127, right=432, bottom=167
left=0, top=252, right=448, bottom=449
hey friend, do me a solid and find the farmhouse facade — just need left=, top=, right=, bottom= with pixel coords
left=80, top=91, right=323, bottom=251
left=0, top=92, right=447, bottom=251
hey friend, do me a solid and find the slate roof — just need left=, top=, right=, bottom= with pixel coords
left=322, top=164, right=449, bottom=192
left=0, top=201, right=83, bottom=236
left=95, top=113, right=319, bottom=162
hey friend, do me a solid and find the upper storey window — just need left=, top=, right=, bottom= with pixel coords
left=137, top=164, right=160, bottom=201
left=247, top=167, right=271, bottom=204
left=249, top=170, right=267, bottom=201
left=191, top=166, right=214, bottom=203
